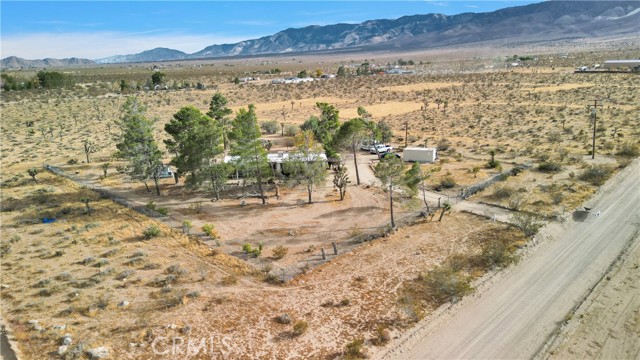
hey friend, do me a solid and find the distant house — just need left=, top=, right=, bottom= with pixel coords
left=224, top=151, right=328, bottom=177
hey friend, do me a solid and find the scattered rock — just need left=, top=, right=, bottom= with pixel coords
left=61, top=334, right=72, bottom=345
left=27, top=320, right=39, bottom=325
left=1, top=284, right=9, bottom=289
left=182, top=325, right=191, bottom=334
left=117, top=300, right=129, bottom=308
left=166, top=324, right=177, bottom=330
left=53, top=324, right=66, bottom=330
left=86, top=346, right=109, bottom=359
left=275, top=313, right=292, bottom=324
left=57, top=345, right=68, bottom=355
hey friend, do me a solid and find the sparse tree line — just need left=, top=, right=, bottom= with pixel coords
left=110, top=91, right=421, bottom=224
left=1, top=71, right=75, bottom=91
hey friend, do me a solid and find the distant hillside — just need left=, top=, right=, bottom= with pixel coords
left=4, top=1, right=639, bottom=66
left=96, top=48, right=188, bottom=64
left=1, top=56, right=96, bottom=69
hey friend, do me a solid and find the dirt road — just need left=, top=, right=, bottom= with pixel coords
left=379, top=158, right=640, bottom=359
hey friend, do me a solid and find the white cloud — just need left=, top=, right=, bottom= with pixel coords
left=465, top=5, right=479, bottom=8
left=0, top=31, right=253, bottom=60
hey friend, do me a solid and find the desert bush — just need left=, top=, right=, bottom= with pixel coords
left=473, top=239, right=517, bottom=269
left=189, top=201, right=203, bottom=213
left=272, top=245, right=288, bottom=259
left=242, top=243, right=262, bottom=257
left=181, top=220, right=192, bottom=234
left=162, top=289, right=188, bottom=308
left=221, top=275, right=238, bottom=286
left=492, top=186, right=514, bottom=200
left=145, top=201, right=168, bottom=215
left=344, top=337, right=365, bottom=359
left=372, top=325, right=392, bottom=346
left=284, top=124, right=299, bottom=137
left=439, top=176, right=456, bottom=189
left=202, top=223, right=218, bottom=238
left=115, top=270, right=135, bottom=281
left=0, top=242, right=11, bottom=258
left=292, top=320, right=308, bottom=336
left=143, top=225, right=161, bottom=239
left=166, top=264, right=188, bottom=277
left=260, top=120, right=279, bottom=134
left=510, top=213, right=544, bottom=237
left=578, top=165, right=613, bottom=186
left=537, top=161, right=563, bottom=173
left=616, top=142, right=639, bottom=157
left=419, top=265, right=472, bottom=304
left=436, top=138, right=451, bottom=151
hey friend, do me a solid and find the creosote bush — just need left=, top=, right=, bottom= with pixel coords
left=510, top=213, right=544, bottom=237
left=537, top=161, right=563, bottom=173
left=578, top=165, right=613, bottom=186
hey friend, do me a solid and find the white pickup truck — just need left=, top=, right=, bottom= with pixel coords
left=369, top=144, right=393, bottom=154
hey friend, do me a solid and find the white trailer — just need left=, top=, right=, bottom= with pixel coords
left=402, top=147, right=437, bottom=163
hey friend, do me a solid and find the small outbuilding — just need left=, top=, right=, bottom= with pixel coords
left=603, top=60, right=640, bottom=71
left=402, top=147, right=437, bottom=163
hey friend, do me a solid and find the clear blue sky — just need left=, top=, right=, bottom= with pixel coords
left=1, top=1, right=542, bottom=60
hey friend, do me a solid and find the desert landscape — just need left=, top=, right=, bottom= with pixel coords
left=1, top=33, right=639, bottom=360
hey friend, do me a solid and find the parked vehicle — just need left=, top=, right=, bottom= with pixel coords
left=370, top=144, right=393, bottom=154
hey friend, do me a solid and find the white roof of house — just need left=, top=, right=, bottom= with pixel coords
left=224, top=152, right=327, bottom=164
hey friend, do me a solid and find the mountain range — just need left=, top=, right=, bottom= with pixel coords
left=2, top=1, right=639, bottom=68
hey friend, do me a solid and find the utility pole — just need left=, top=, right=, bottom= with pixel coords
left=404, top=121, right=409, bottom=148
left=587, top=99, right=603, bottom=159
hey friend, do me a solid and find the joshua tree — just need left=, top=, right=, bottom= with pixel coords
left=27, top=167, right=39, bottom=183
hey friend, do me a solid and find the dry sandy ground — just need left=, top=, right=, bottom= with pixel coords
left=0, top=167, right=521, bottom=359
left=377, top=158, right=640, bottom=359
left=546, top=234, right=640, bottom=359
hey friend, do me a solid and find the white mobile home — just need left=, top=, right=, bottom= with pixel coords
left=402, top=147, right=437, bottom=163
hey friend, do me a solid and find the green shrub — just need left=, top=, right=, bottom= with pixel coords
left=145, top=201, right=168, bottom=215
left=202, top=223, right=218, bottom=238
left=143, top=225, right=161, bottom=239
left=242, top=243, right=262, bottom=257
left=487, top=159, right=501, bottom=169
left=510, top=213, right=544, bottom=237
left=260, top=120, right=279, bottom=134
left=292, top=320, right=308, bottom=336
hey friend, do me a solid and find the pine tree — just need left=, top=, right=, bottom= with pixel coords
left=229, top=104, right=270, bottom=204
left=114, top=97, right=164, bottom=195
